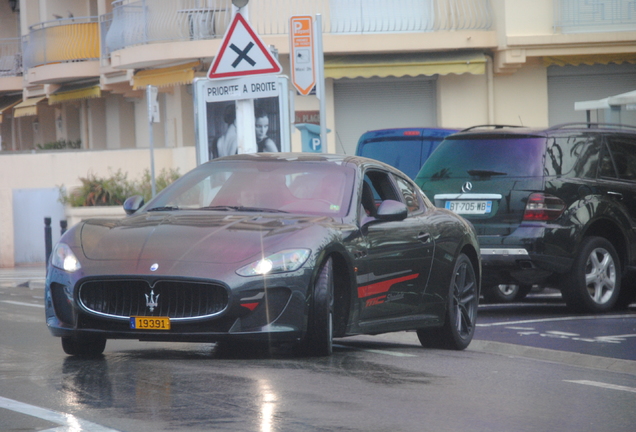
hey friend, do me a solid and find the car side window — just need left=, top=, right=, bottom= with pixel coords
left=604, top=137, right=636, bottom=181
left=360, top=170, right=400, bottom=218
left=549, top=135, right=600, bottom=179
left=393, top=175, right=422, bottom=214
left=599, top=143, right=617, bottom=179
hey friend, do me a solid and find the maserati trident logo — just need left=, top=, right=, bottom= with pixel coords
left=461, top=181, right=473, bottom=193
left=145, top=290, right=160, bottom=312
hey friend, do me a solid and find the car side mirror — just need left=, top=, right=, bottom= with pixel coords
left=123, top=195, right=144, bottom=215
left=375, top=200, right=408, bottom=221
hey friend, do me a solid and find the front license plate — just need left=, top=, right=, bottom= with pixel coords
left=445, top=200, right=492, bottom=214
left=130, top=316, right=171, bottom=330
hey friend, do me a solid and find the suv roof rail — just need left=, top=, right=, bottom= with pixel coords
left=459, top=125, right=526, bottom=132
left=546, top=122, right=636, bottom=132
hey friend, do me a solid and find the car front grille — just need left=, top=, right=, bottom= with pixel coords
left=78, top=279, right=228, bottom=321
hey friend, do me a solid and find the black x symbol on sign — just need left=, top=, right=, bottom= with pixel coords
left=230, top=42, right=256, bottom=68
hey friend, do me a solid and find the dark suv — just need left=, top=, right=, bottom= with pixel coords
left=415, top=123, right=636, bottom=312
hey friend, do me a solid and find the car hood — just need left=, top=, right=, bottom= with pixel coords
left=79, top=212, right=335, bottom=264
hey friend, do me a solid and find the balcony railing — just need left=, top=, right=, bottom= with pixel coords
left=104, top=0, right=492, bottom=56
left=22, top=16, right=100, bottom=70
left=555, top=0, right=636, bottom=33
left=0, top=38, right=22, bottom=77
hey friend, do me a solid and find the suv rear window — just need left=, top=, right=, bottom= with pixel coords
left=416, top=137, right=546, bottom=180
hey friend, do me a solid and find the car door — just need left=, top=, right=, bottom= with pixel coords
left=356, top=169, right=435, bottom=325
left=598, top=135, right=636, bottom=265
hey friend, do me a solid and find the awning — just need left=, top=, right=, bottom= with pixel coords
left=324, top=52, right=486, bottom=79
left=0, top=96, right=22, bottom=124
left=544, top=53, right=636, bottom=67
left=132, top=61, right=200, bottom=90
left=13, top=96, right=47, bottom=118
left=49, top=82, right=101, bottom=105
left=575, top=89, right=636, bottom=111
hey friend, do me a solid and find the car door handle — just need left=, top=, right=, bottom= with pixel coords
left=417, top=232, right=431, bottom=243
left=607, top=191, right=623, bottom=200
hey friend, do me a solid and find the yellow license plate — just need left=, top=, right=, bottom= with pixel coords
left=130, top=316, right=171, bottom=330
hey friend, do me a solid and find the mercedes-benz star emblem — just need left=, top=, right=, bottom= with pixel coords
left=462, top=182, right=473, bottom=193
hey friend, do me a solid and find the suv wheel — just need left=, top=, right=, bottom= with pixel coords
left=561, top=236, right=621, bottom=313
left=482, top=284, right=532, bottom=303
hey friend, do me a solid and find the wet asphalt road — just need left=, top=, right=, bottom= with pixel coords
left=1, top=267, right=635, bottom=432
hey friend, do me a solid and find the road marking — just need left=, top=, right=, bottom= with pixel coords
left=333, top=344, right=417, bottom=357
left=476, top=314, right=636, bottom=327
left=363, top=349, right=417, bottom=357
left=1, top=300, right=44, bottom=308
left=0, top=396, right=120, bottom=431
left=564, top=380, right=636, bottom=393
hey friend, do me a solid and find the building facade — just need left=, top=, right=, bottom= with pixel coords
left=1, top=0, right=636, bottom=266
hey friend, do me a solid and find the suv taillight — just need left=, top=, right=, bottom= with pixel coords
left=523, top=193, right=566, bottom=221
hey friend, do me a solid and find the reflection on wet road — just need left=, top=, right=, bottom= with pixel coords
left=1, top=269, right=636, bottom=432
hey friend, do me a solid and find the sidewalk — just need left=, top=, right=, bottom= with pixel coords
left=0, top=264, right=46, bottom=289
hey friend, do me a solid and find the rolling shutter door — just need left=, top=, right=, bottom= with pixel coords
left=334, top=77, right=437, bottom=155
left=548, top=63, right=636, bottom=126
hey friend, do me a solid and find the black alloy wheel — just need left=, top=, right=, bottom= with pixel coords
left=417, top=253, right=478, bottom=350
left=301, top=257, right=334, bottom=356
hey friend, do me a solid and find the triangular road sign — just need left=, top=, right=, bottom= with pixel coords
left=208, top=13, right=282, bottom=80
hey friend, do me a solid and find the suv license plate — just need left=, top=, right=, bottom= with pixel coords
left=445, top=200, right=492, bottom=214
left=130, top=316, right=171, bottom=330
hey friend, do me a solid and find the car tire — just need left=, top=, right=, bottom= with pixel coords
left=515, top=284, right=534, bottom=301
left=561, top=236, right=621, bottom=313
left=417, top=253, right=478, bottom=350
left=482, top=284, right=520, bottom=303
left=301, top=257, right=334, bottom=357
left=61, top=337, right=106, bottom=357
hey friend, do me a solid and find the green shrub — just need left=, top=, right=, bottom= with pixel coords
left=59, top=168, right=181, bottom=207
left=37, top=140, right=82, bottom=150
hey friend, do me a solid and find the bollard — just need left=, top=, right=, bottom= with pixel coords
left=60, top=220, right=68, bottom=235
left=44, top=217, right=52, bottom=264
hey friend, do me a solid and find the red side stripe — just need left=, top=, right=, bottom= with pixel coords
left=357, top=273, right=419, bottom=298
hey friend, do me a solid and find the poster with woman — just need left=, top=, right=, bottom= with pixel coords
left=194, top=76, right=291, bottom=164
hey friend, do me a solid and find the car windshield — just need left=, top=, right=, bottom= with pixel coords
left=416, top=137, right=546, bottom=181
left=144, top=160, right=355, bottom=217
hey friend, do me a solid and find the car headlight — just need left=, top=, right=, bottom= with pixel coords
left=236, top=249, right=310, bottom=276
left=51, top=243, right=82, bottom=272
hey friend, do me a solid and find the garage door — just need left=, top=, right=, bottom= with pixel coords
left=333, top=77, right=437, bottom=156
left=548, top=63, right=636, bottom=126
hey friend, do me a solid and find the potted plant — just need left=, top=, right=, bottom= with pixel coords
left=59, top=168, right=180, bottom=227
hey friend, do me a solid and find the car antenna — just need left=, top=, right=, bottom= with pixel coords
left=336, top=131, right=347, bottom=154
left=518, top=116, right=524, bottom=126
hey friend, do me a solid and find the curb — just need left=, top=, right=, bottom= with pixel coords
left=469, top=339, right=636, bottom=376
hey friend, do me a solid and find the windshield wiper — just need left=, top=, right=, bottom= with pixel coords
left=467, top=169, right=507, bottom=178
left=147, top=205, right=180, bottom=212
left=202, top=205, right=288, bottom=213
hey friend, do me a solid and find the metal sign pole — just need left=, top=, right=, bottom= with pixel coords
left=315, top=14, right=327, bottom=153
left=232, top=4, right=257, bottom=154
left=147, top=85, right=158, bottom=197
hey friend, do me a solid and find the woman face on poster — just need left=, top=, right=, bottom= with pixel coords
left=254, top=110, right=278, bottom=152
left=255, top=114, right=269, bottom=142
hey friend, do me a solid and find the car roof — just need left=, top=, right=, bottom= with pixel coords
left=358, top=127, right=458, bottom=143
left=211, top=152, right=405, bottom=174
left=448, top=123, right=636, bottom=140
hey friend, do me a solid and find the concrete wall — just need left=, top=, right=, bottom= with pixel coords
left=0, top=146, right=196, bottom=267
left=494, top=61, right=549, bottom=127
